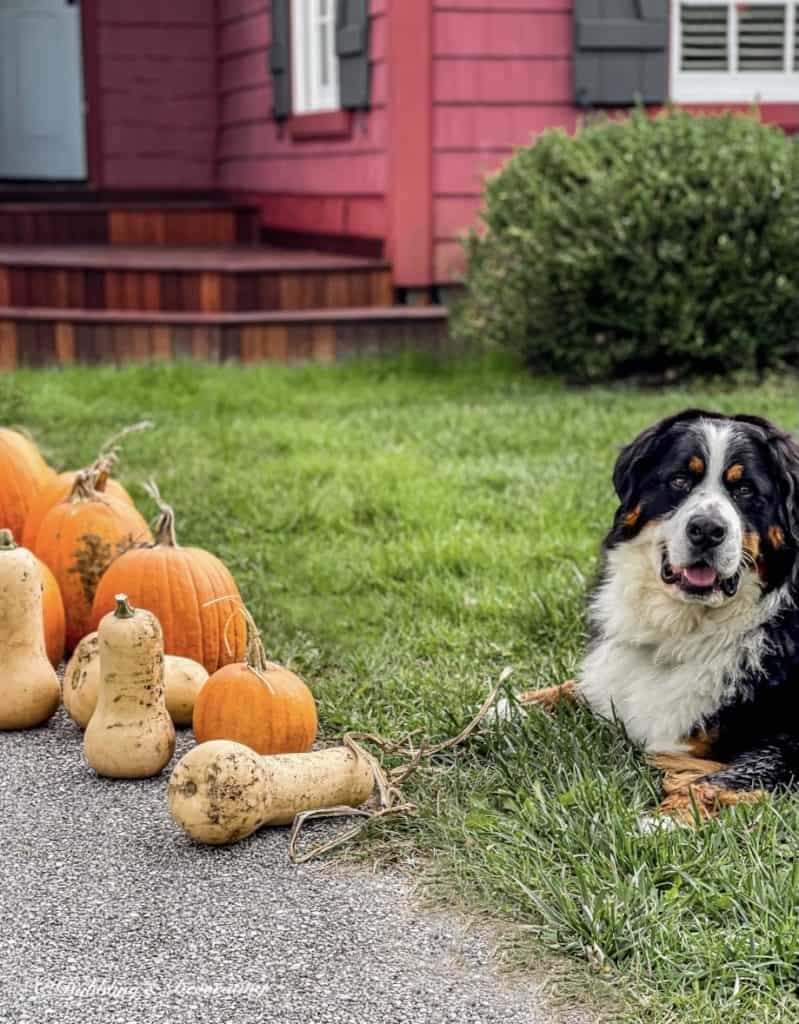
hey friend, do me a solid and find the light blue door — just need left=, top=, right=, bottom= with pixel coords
left=0, top=0, right=87, bottom=179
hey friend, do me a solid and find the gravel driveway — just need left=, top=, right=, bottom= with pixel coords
left=0, top=710, right=590, bottom=1024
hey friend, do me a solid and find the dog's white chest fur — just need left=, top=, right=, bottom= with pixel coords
left=578, top=531, right=781, bottom=753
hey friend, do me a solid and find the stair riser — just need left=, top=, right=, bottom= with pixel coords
left=0, top=317, right=448, bottom=367
left=0, top=266, right=395, bottom=313
left=0, top=208, right=258, bottom=246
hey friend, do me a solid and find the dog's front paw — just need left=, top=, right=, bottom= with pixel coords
left=517, top=680, right=578, bottom=711
left=657, top=783, right=764, bottom=825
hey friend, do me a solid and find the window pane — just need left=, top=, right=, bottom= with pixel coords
left=681, top=5, right=729, bottom=70
left=738, top=5, right=786, bottom=70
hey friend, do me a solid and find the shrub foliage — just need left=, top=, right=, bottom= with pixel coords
left=455, top=109, right=799, bottom=381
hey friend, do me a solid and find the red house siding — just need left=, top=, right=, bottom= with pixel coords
left=94, top=0, right=217, bottom=190
left=431, top=0, right=576, bottom=283
left=217, top=0, right=389, bottom=250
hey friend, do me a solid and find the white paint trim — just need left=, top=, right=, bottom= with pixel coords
left=290, top=0, right=340, bottom=115
left=671, top=0, right=799, bottom=102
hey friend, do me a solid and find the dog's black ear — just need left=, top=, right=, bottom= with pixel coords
left=613, top=421, right=667, bottom=506
left=767, top=428, right=799, bottom=550
left=734, top=414, right=799, bottom=547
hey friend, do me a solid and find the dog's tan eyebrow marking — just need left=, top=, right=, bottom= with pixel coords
left=725, top=464, right=744, bottom=483
left=623, top=504, right=642, bottom=528
left=743, top=532, right=761, bottom=560
left=768, top=525, right=785, bottom=549
left=688, top=456, right=704, bottom=474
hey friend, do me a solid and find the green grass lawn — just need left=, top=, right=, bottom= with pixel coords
left=6, top=356, right=799, bottom=1024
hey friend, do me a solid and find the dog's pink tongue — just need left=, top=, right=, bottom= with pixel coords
left=682, top=565, right=717, bottom=587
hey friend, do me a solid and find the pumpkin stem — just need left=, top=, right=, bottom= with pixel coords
left=114, top=593, right=136, bottom=619
left=68, top=467, right=103, bottom=504
left=97, top=420, right=153, bottom=462
left=143, top=480, right=178, bottom=547
left=0, top=529, right=16, bottom=550
left=91, top=453, right=118, bottom=494
left=201, top=596, right=273, bottom=688
left=241, top=606, right=270, bottom=677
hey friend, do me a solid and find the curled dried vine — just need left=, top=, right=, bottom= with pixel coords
left=288, top=666, right=513, bottom=863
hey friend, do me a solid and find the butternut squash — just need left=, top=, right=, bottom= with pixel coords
left=0, top=529, right=60, bottom=728
left=64, top=631, right=208, bottom=729
left=83, top=594, right=175, bottom=778
left=167, top=740, right=374, bottom=845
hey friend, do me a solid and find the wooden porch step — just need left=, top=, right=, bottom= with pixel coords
left=0, top=202, right=259, bottom=246
left=0, top=305, right=449, bottom=366
left=0, top=245, right=394, bottom=313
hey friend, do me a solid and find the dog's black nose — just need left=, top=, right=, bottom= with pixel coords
left=687, top=514, right=727, bottom=549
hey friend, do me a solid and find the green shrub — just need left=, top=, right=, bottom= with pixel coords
left=454, top=108, right=799, bottom=382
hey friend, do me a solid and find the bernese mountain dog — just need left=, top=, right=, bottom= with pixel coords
left=513, top=409, right=799, bottom=821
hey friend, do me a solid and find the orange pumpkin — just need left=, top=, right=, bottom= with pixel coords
left=89, top=483, right=246, bottom=673
left=38, top=558, right=66, bottom=666
left=192, top=604, right=317, bottom=755
left=0, top=428, right=55, bottom=542
left=21, top=420, right=149, bottom=551
left=34, top=476, right=153, bottom=651
left=23, top=467, right=133, bottom=551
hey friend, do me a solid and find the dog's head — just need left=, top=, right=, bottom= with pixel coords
left=608, top=409, right=799, bottom=603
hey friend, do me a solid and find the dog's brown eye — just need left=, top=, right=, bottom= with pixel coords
left=735, top=484, right=754, bottom=499
left=670, top=475, right=691, bottom=492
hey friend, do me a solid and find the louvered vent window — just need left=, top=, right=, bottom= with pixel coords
left=673, top=0, right=799, bottom=100
left=795, top=6, right=799, bottom=66
left=738, top=5, right=786, bottom=69
left=680, top=6, right=729, bottom=69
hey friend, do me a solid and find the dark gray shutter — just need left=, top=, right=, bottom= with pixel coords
left=270, top=0, right=292, bottom=120
left=574, top=0, right=668, bottom=107
left=336, top=0, right=371, bottom=109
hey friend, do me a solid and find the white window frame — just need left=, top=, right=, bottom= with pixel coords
left=291, top=0, right=340, bottom=115
left=672, top=0, right=799, bottom=101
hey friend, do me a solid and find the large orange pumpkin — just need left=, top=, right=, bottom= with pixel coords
left=0, top=428, right=55, bottom=542
left=192, top=604, right=317, bottom=755
left=38, top=558, right=66, bottom=666
left=34, top=476, right=153, bottom=651
left=89, top=484, right=246, bottom=673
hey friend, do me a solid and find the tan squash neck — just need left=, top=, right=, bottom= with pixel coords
left=114, top=593, right=136, bottom=619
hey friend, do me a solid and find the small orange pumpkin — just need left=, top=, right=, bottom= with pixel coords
left=89, top=483, right=246, bottom=673
left=38, top=557, right=66, bottom=666
left=0, top=428, right=55, bottom=542
left=192, top=604, right=317, bottom=755
left=21, top=421, right=149, bottom=551
left=23, top=465, right=134, bottom=551
left=34, top=475, right=152, bottom=651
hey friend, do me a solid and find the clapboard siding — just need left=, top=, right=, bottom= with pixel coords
left=432, top=0, right=576, bottom=282
left=217, top=0, right=389, bottom=246
left=434, top=11, right=572, bottom=56
left=433, top=104, right=578, bottom=150
left=95, top=0, right=217, bottom=190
